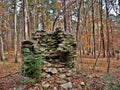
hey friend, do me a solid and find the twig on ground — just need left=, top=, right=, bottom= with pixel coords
left=0, top=71, right=20, bottom=79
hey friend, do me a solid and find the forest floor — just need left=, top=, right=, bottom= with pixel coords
left=0, top=53, right=120, bottom=90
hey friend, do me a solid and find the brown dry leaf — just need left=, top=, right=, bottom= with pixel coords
left=80, top=81, right=85, bottom=86
left=0, top=2, right=4, bottom=7
left=1, top=23, right=10, bottom=30
left=0, top=10, right=4, bottom=14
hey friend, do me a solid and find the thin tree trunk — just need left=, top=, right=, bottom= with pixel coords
left=0, top=0, right=5, bottom=62
left=76, top=0, right=83, bottom=73
left=105, top=0, right=110, bottom=73
left=118, top=0, right=120, bottom=15
left=52, top=15, right=59, bottom=31
left=110, top=22, right=115, bottom=57
left=0, top=31, right=5, bottom=62
left=67, top=0, right=71, bottom=32
left=41, top=15, right=44, bottom=30
left=23, top=0, right=29, bottom=40
left=92, top=38, right=102, bottom=71
left=41, top=1, right=45, bottom=30
left=99, top=0, right=105, bottom=58
left=63, top=0, right=67, bottom=31
left=14, top=0, right=18, bottom=63
left=92, top=0, right=96, bottom=59
left=6, top=32, right=10, bottom=55
left=33, top=7, right=36, bottom=31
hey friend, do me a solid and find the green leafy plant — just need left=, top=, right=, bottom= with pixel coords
left=20, top=77, right=31, bottom=84
left=112, top=84, right=120, bottom=90
left=21, top=43, right=44, bottom=83
left=21, top=55, right=44, bottom=83
left=103, top=74, right=120, bottom=90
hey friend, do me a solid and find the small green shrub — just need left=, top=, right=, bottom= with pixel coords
left=21, top=51, right=44, bottom=82
left=103, top=74, right=120, bottom=90
left=20, top=77, right=31, bottom=84
left=112, top=84, right=120, bottom=90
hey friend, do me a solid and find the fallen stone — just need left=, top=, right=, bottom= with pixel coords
left=51, top=68, right=58, bottom=74
left=60, top=82, right=73, bottom=89
left=56, top=80, right=67, bottom=84
left=86, top=82, right=94, bottom=87
left=66, top=72, right=73, bottom=77
left=42, top=81, right=50, bottom=88
left=58, top=74, right=66, bottom=78
left=46, top=74, right=51, bottom=78
left=86, top=75, right=93, bottom=79
left=78, top=85, right=82, bottom=89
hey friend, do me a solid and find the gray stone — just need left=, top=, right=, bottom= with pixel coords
left=60, top=82, right=73, bottom=89
left=78, top=85, right=82, bottom=89
left=45, top=67, right=52, bottom=73
left=66, top=72, right=73, bottom=77
left=44, top=62, right=52, bottom=67
left=71, top=89, right=78, bottom=90
left=60, top=68, right=68, bottom=73
left=86, top=75, right=93, bottom=79
left=86, top=82, right=93, bottom=87
left=82, top=73, right=87, bottom=77
left=56, top=80, right=67, bottom=84
left=51, top=68, right=58, bottom=74
left=46, top=74, right=51, bottom=78
left=71, top=68, right=77, bottom=72
left=42, top=81, right=50, bottom=88
left=43, top=61, right=48, bottom=64
left=39, top=48, right=45, bottom=51
left=59, top=74, right=66, bottom=78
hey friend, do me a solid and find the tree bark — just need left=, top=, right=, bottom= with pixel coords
left=0, top=31, right=5, bottom=62
left=23, top=0, right=29, bottom=40
left=99, top=0, right=105, bottom=57
left=76, top=0, right=83, bottom=73
left=0, top=0, right=5, bottom=62
left=105, top=0, right=111, bottom=73
left=63, top=0, right=67, bottom=31
left=14, top=0, right=18, bottom=63
left=92, top=0, right=96, bottom=59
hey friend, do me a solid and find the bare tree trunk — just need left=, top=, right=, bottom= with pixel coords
left=0, top=31, right=5, bottom=62
left=92, top=0, right=96, bottom=59
left=33, top=7, right=36, bottom=31
left=0, top=0, right=5, bottom=62
left=63, top=0, right=67, bottom=31
left=67, top=0, right=71, bottom=32
left=23, top=0, right=29, bottom=40
left=14, top=0, right=18, bottom=63
left=6, top=32, right=10, bottom=55
left=93, top=37, right=102, bottom=71
left=41, top=15, right=45, bottom=30
left=41, top=1, right=45, bottom=30
left=52, top=15, right=59, bottom=31
left=118, top=0, right=120, bottom=15
left=99, top=0, right=105, bottom=58
left=105, top=0, right=110, bottom=73
left=109, top=22, right=115, bottom=57
left=76, top=0, right=83, bottom=73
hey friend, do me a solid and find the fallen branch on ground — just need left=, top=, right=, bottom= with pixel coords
left=0, top=71, right=20, bottom=79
